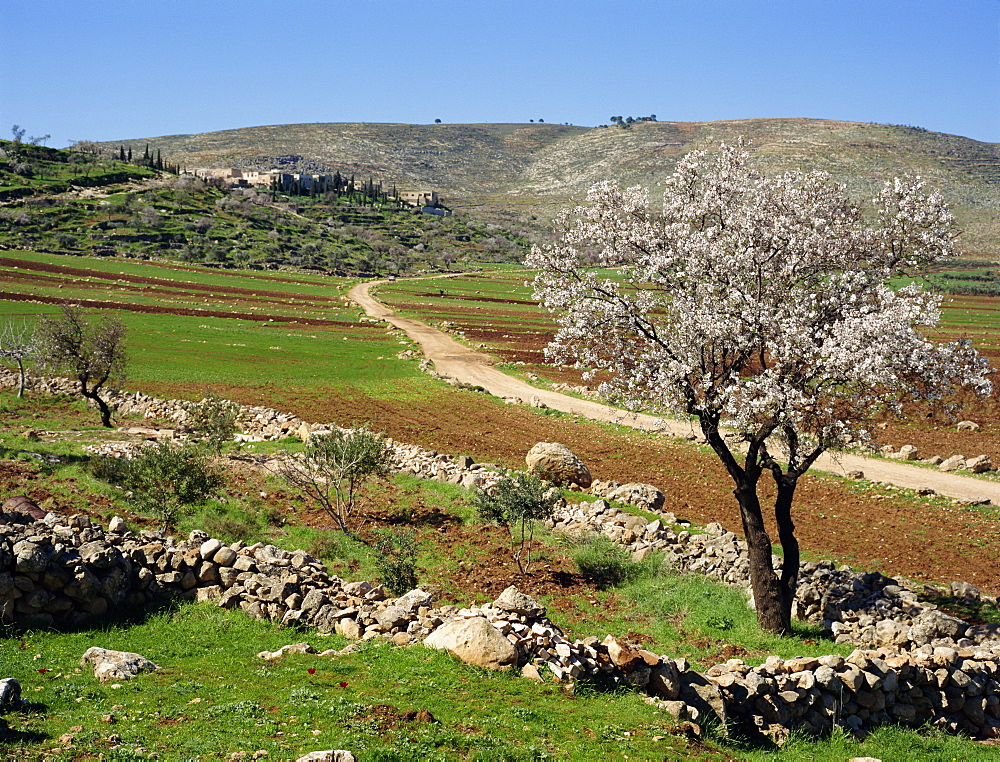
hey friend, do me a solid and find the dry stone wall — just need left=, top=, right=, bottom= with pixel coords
left=5, top=372, right=1000, bottom=742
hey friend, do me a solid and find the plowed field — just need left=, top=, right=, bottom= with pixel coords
left=4, top=255, right=1000, bottom=593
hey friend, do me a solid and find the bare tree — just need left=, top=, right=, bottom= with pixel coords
left=0, top=320, right=40, bottom=398
left=36, top=305, right=127, bottom=427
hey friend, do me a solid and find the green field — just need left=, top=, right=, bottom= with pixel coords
left=380, top=268, right=1000, bottom=365
left=0, top=250, right=438, bottom=403
left=4, top=253, right=1000, bottom=759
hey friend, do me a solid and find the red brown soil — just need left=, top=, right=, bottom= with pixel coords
left=303, top=495, right=599, bottom=605
left=0, top=256, right=332, bottom=295
left=6, top=261, right=1000, bottom=600
left=0, top=289, right=355, bottom=327
left=366, top=285, right=1000, bottom=594
left=136, top=379, right=1000, bottom=595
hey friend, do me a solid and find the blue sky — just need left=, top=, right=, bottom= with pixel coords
left=3, top=0, right=998, bottom=148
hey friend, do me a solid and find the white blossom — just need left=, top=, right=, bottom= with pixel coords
left=528, top=141, right=992, bottom=456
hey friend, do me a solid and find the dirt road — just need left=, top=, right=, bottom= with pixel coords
left=349, top=280, right=1000, bottom=505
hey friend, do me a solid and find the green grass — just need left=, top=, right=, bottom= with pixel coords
left=0, top=602, right=726, bottom=760
left=0, top=251, right=438, bottom=402
left=1, top=400, right=997, bottom=759
left=739, top=723, right=992, bottom=761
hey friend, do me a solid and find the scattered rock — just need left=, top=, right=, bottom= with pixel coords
left=957, top=420, right=980, bottom=432
left=967, top=454, right=993, bottom=473
left=521, top=663, right=545, bottom=682
left=939, top=455, right=966, bottom=472
left=295, top=752, right=356, bottom=762
left=604, top=483, right=665, bottom=512
left=492, top=586, right=545, bottom=618
left=394, top=588, right=434, bottom=613
left=0, top=678, right=23, bottom=709
left=80, top=648, right=160, bottom=682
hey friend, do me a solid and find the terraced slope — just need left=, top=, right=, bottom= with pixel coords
left=102, top=119, right=1000, bottom=257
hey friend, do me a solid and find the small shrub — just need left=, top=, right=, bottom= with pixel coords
left=206, top=700, right=269, bottom=724
left=372, top=528, right=418, bottom=594
left=306, top=532, right=350, bottom=563
left=90, top=441, right=225, bottom=529
left=187, top=394, right=240, bottom=454
left=571, top=535, right=647, bottom=587
left=471, top=471, right=559, bottom=574
left=198, top=512, right=259, bottom=543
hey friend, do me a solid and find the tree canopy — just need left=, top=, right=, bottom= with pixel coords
left=36, top=305, right=127, bottom=427
left=527, top=141, right=992, bottom=633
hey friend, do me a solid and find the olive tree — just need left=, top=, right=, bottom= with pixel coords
left=89, top=441, right=224, bottom=530
left=276, top=427, right=393, bottom=533
left=527, top=141, right=992, bottom=634
left=36, top=305, right=127, bottom=427
left=471, top=471, right=560, bottom=574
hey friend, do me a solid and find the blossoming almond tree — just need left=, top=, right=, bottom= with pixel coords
left=527, top=141, right=993, bottom=634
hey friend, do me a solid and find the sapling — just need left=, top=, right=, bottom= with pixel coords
left=372, top=528, right=418, bottom=594
left=471, top=471, right=560, bottom=574
left=276, top=426, right=393, bottom=533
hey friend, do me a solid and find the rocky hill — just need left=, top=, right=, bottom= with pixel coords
left=101, top=119, right=1000, bottom=257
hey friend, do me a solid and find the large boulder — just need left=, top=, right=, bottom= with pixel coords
left=525, top=442, right=592, bottom=488
left=424, top=616, right=518, bottom=670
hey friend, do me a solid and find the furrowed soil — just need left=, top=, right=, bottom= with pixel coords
left=136, top=378, right=1000, bottom=594
left=4, top=258, right=1000, bottom=597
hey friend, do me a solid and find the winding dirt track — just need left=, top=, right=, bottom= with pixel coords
left=350, top=279, right=1000, bottom=505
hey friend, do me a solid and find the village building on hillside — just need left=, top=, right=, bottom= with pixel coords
left=397, top=190, right=438, bottom=208
left=182, top=168, right=442, bottom=209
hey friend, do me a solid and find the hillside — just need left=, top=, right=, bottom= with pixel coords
left=102, top=119, right=1000, bottom=258
left=0, top=140, right=526, bottom=274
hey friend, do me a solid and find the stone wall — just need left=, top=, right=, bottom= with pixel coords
left=6, top=502, right=1000, bottom=742
left=5, top=371, right=1000, bottom=742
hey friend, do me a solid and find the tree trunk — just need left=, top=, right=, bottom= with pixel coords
left=733, top=484, right=787, bottom=634
left=16, top=358, right=26, bottom=398
left=700, top=416, right=788, bottom=634
left=82, top=386, right=113, bottom=428
left=773, top=476, right=800, bottom=632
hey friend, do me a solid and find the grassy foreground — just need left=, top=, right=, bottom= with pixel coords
left=1, top=397, right=998, bottom=759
